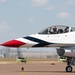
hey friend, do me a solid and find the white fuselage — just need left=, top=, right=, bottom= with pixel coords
left=16, top=31, right=75, bottom=48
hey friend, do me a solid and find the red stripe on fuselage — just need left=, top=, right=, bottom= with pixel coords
left=1, top=40, right=26, bottom=47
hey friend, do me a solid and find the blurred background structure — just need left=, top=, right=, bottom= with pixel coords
left=0, top=47, right=57, bottom=59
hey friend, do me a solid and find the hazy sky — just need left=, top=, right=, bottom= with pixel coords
left=0, top=0, right=75, bottom=51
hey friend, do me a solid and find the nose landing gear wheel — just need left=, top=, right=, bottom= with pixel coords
left=66, top=66, right=73, bottom=72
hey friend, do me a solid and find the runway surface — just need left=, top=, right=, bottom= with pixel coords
left=0, top=62, right=75, bottom=75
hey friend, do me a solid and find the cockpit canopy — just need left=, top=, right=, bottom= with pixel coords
left=38, top=25, right=75, bottom=34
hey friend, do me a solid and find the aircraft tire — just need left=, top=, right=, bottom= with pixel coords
left=66, top=66, right=72, bottom=72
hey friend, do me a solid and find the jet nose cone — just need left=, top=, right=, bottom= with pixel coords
left=1, top=40, right=25, bottom=47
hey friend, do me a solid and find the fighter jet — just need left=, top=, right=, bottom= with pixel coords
left=1, top=25, right=75, bottom=72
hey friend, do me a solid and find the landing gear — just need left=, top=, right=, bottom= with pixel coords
left=66, top=57, right=73, bottom=72
left=66, top=66, right=72, bottom=72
